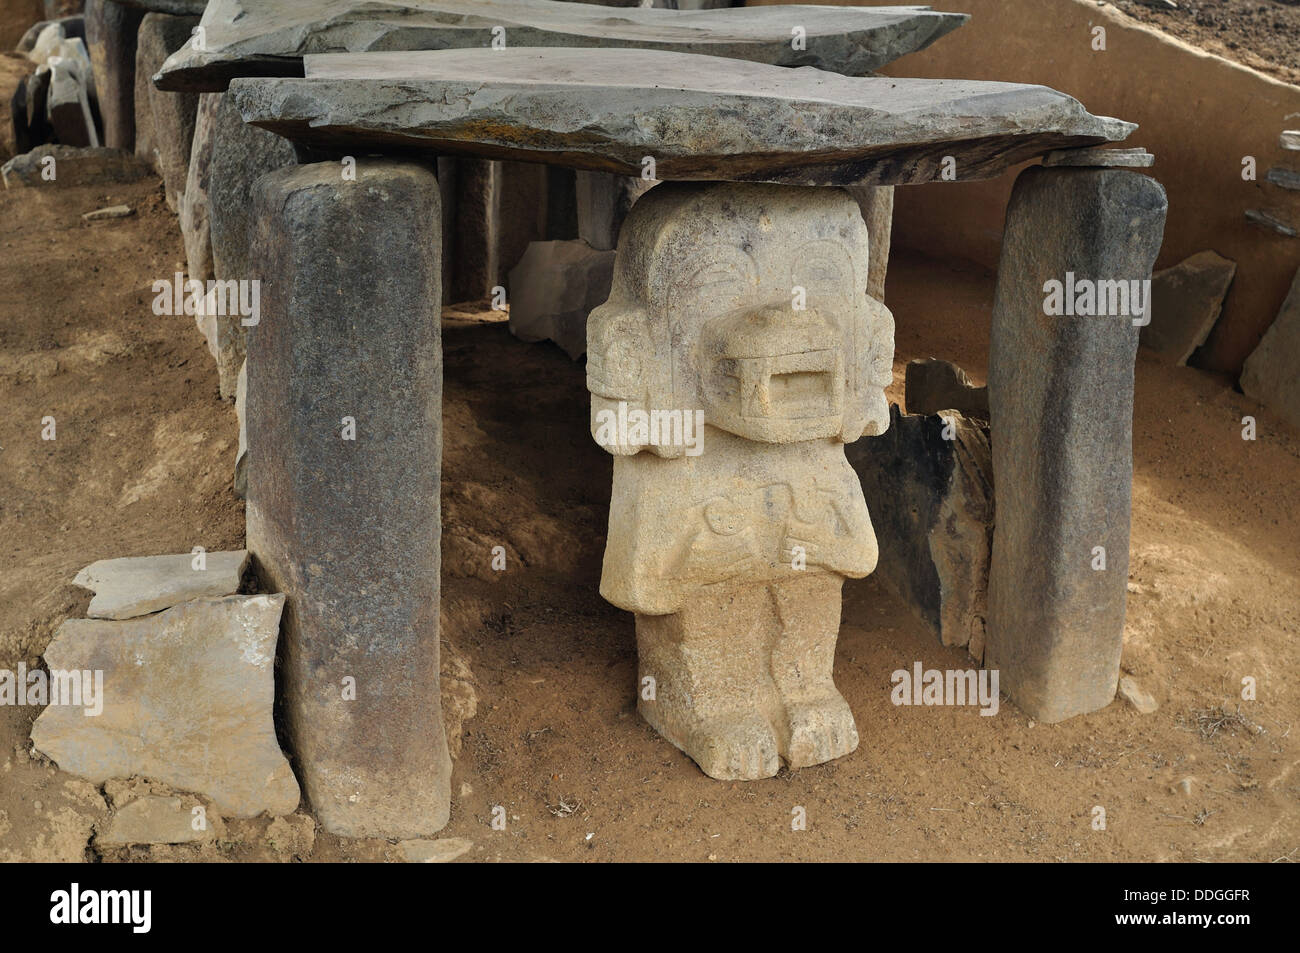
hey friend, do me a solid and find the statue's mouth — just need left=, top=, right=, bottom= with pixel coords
left=718, top=348, right=841, bottom=421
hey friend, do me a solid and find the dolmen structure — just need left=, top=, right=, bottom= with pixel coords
left=52, top=1, right=1166, bottom=838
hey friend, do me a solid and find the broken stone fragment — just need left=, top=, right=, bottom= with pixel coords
left=1245, top=208, right=1298, bottom=238
left=904, top=357, right=989, bottom=420
left=507, top=239, right=615, bottom=360
left=31, top=594, right=299, bottom=818
left=1, top=143, right=149, bottom=188
left=97, top=795, right=216, bottom=846
left=1140, top=250, right=1235, bottom=366
left=846, top=403, right=993, bottom=654
left=1117, top=676, right=1158, bottom=715
left=1265, top=167, right=1300, bottom=191
left=1280, top=130, right=1300, bottom=151
left=1241, top=266, right=1300, bottom=431
left=396, top=837, right=473, bottom=863
left=73, top=549, right=248, bottom=619
left=81, top=203, right=133, bottom=220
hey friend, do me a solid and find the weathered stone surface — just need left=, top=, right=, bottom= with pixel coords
left=1281, top=130, right=1300, bottom=151
left=207, top=88, right=294, bottom=398
left=19, top=17, right=86, bottom=55
left=1117, top=676, right=1158, bottom=715
left=134, top=11, right=198, bottom=210
left=229, top=48, right=1133, bottom=187
left=84, top=0, right=143, bottom=150
left=1141, top=250, right=1236, bottom=366
left=847, top=404, right=992, bottom=653
left=46, top=54, right=97, bottom=147
left=1265, top=166, right=1300, bottom=191
left=1043, top=146, right=1153, bottom=168
left=508, top=239, right=614, bottom=360
left=397, top=837, right=473, bottom=863
left=589, top=182, right=894, bottom=779
left=1, top=142, right=148, bottom=186
left=1245, top=208, right=1298, bottom=238
left=904, top=356, right=988, bottom=420
left=179, top=89, right=218, bottom=280
left=247, top=160, right=451, bottom=837
left=30, top=594, right=300, bottom=818
left=155, top=0, right=967, bottom=92
left=444, top=157, right=547, bottom=302
left=846, top=184, right=892, bottom=302
left=233, top=356, right=246, bottom=497
left=985, top=166, right=1167, bottom=724
left=98, top=795, right=214, bottom=845
left=1241, top=266, right=1300, bottom=431
left=74, top=549, right=248, bottom=618
left=575, top=170, right=654, bottom=252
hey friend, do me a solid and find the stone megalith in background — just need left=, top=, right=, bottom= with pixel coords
left=84, top=0, right=143, bottom=149
left=246, top=160, right=450, bottom=838
left=588, top=182, right=895, bottom=780
left=133, top=10, right=199, bottom=210
left=985, top=166, right=1167, bottom=723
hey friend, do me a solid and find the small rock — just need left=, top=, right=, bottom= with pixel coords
left=81, top=204, right=134, bottom=221
left=904, top=357, right=989, bottom=420
left=264, top=814, right=316, bottom=857
left=397, top=837, right=473, bottom=863
left=1117, top=676, right=1158, bottom=714
left=1043, top=146, right=1154, bottom=168
left=1245, top=208, right=1298, bottom=238
left=1176, top=777, right=1194, bottom=796
left=1265, top=167, right=1300, bottom=191
left=1141, top=250, right=1235, bottom=366
left=1280, top=130, right=1300, bottom=152
left=97, top=795, right=214, bottom=846
left=1, top=144, right=149, bottom=189
left=74, top=550, right=249, bottom=619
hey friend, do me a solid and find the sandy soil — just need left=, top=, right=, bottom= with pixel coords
left=1, top=173, right=1297, bottom=863
left=1112, top=0, right=1300, bottom=86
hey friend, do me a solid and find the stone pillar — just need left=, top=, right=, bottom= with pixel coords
left=246, top=160, right=450, bottom=838
left=985, top=166, right=1166, bottom=723
left=133, top=11, right=198, bottom=212
left=84, top=0, right=142, bottom=150
left=847, top=185, right=893, bottom=302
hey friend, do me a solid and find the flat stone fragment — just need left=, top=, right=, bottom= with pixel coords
left=74, top=549, right=248, bottom=618
left=590, top=182, right=894, bottom=779
left=1245, top=208, right=1298, bottom=238
left=397, top=837, right=473, bottom=863
left=247, top=160, right=451, bottom=838
left=134, top=11, right=199, bottom=211
left=98, top=795, right=214, bottom=845
left=1043, top=146, right=1154, bottom=168
left=847, top=404, right=992, bottom=653
left=508, top=239, right=615, bottom=360
left=30, top=594, right=300, bottom=818
left=1265, top=167, right=1300, bottom=191
left=154, top=0, right=967, bottom=92
left=985, top=166, right=1167, bottom=724
left=82, top=203, right=133, bottom=220
left=2, top=143, right=150, bottom=187
left=1280, top=130, right=1300, bottom=151
left=85, top=0, right=144, bottom=150
left=904, top=356, right=988, bottom=419
left=1117, top=676, right=1158, bottom=715
left=1241, top=266, right=1300, bottom=431
left=1140, top=250, right=1236, bottom=366
left=228, top=48, right=1134, bottom=187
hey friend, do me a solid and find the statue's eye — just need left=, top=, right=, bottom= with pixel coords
left=798, top=256, right=844, bottom=287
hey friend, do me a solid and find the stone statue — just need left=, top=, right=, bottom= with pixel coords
left=588, top=182, right=895, bottom=779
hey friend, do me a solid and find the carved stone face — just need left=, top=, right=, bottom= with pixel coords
left=588, top=182, right=893, bottom=452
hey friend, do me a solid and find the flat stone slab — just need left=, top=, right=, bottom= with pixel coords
left=1265, top=167, right=1300, bottom=191
left=31, top=594, right=299, bottom=819
left=1281, top=130, right=1300, bottom=151
left=154, top=0, right=967, bottom=92
left=74, top=550, right=248, bottom=619
left=1141, top=250, right=1235, bottom=366
left=1043, top=146, right=1153, bottom=168
left=97, top=795, right=213, bottom=846
left=229, top=48, right=1133, bottom=187
left=1241, top=266, right=1300, bottom=431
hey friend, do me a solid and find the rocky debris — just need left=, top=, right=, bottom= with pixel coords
left=133, top=11, right=198, bottom=211
left=1281, top=130, right=1300, bottom=151
left=45, top=52, right=98, bottom=147
left=18, top=17, right=87, bottom=56
left=1241, top=266, right=1300, bottom=430
left=1117, top=676, right=1158, bottom=715
left=81, top=202, right=132, bottom=220
left=155, top=0, right=968, bottom=92
left=207, top=89, right=294, bottom=399
left=85, top=0, right=144, bottom=150
left=985, top=166, right=1167, bottom=724
left=1043, top=146, right=1154, bottom=168
left=0, top=777, right=106, bottom=864
left=1, top=142, right=148, bottom=187
left=97, top=794, right=215, bottom=846
left=1141, top=250, right=1236, bottom=365
left=1245, top=208, right=1298, bottom=237
left=228, top=48, right=1134, bottom=187
left=395, top=837, right=473, bottom=863
left=1265, top=167, right=1300, bottom=191
left=73, top=549, right=248, bottom=618
left=247, top=161, right=451, bottom=838
left=507, top=239, right=615, bottom=360
left=179, top=90, right=219, bottom=281
left=30, top=593, right=300, bottom=818
left=904, top=357, right=989, bottom=420
left=14, top=19, right=100, bottom=150
left=847, top=404, right=993, bottom=654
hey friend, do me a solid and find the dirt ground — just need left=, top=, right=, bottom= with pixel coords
left=1113, top=0, right=1300, bottom=86
left=1, top=170, right=1296, bottom=863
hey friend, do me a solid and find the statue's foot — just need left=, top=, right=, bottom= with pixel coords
left=682, top=713, right=782, bottom=781
left=784, top=692, right=859, bottom=769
